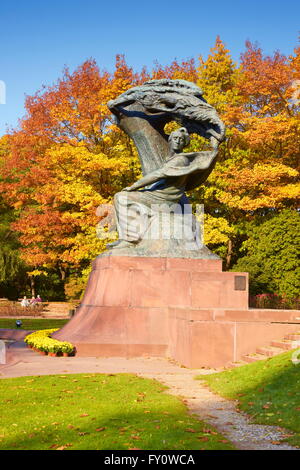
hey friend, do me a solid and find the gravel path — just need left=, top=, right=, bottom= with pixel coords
left=142, top=372, right=297, bottom=450
left=0, top=341, right=297, bottom=451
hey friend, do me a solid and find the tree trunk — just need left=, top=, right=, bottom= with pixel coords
left=30, top=276, right=36, bottom=297
left=59, top=267, right=66, bottom=281
left=225, top=238, right=233, bottom=270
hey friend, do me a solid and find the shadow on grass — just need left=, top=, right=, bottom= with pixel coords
left=0, top=373, right=235, bottom=451
left=0, top=410, right=235, bottom=451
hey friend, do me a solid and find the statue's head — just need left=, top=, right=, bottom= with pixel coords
left=168, top=127, right=190, bottom=153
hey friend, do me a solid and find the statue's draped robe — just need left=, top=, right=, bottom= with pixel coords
left=114, top=149, right=218, bottom=242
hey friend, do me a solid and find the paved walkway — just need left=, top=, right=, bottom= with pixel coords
left=0, top=341, right=297, bottom=451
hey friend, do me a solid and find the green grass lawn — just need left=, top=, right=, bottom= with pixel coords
left=0, top=373, right=235, bottom=450
left=0, top=318, right=68, bottom=330
left=198, top=351, right=300, bottom=448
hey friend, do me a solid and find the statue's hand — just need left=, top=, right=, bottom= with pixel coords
left=210, top=136, right=219, bottom=149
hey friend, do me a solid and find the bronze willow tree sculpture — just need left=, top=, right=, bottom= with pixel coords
left=106, top=79, right=226, bottom=258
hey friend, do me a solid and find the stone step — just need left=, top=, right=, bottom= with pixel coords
left=44, top=305, right=69, bottom=308
left=284, top=333, right=300, bottom=341
left=242, top=353, right=268, bottom=363
left=41, top=313, right=70, bottom=319
left=43, top=305, right=71, bottom=310
left=43, top=310, right=70, bottom=314
left=270, top=340, right=295, bottom=350
left=41, top=303, right=74, bottom=316
left=227, top=329, right=300, bottom=369
left=256, top=346, right=284, bottom=357
left=227, top=361, right=248, bottom=368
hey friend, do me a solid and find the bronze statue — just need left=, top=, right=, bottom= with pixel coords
left=106, top=79, right=225, bottom=258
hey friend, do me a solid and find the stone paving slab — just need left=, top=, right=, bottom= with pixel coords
left=0, top=329, right=33, bottom=341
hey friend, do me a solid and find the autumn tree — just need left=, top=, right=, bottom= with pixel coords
left=0, top=57, right=146, bottom=297
left=193, top=38, right=300, bottom=269
left=152, top=58, right=198, bottom=82
left=191, top=37, right=244, bottom=264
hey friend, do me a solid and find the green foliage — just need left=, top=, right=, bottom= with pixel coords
left=0, top=138, right=29, bottom=296
left=232, top=210, right=300, bottom=298
left=0, top=247, right=23, bottom=282
left=0, top=199, right=24, bottom=281
left=64, top=266, right=92, bottom=301
left=33, top=271, right=66, bottom=301
left=0, top=201, right=28, bottom=298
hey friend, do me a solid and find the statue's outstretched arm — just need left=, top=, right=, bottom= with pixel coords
left=123, top=147, right=219, bottom=192
left=123, top=169, right=164, bottom=192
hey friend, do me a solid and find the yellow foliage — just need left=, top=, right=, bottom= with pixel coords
left=27, top=269, right=48, bottom=277
left=203, top=214, right=234, bottom=245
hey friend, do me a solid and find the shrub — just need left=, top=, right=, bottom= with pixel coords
left=232, top=210, right=300, bottom=299
left=250, top=293, right=299, bottom=310
left=24, top=329, right=75, bottom=355
left=0, top=302, right=44, bottom=317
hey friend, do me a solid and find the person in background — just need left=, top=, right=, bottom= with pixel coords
left=30, top=296, right=36, bottom=307
left=36, top=295, right=42, bottom=303
left=20, top=296, right=30, bottom=307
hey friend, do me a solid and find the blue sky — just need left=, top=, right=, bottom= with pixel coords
left=0, top=0, right=299, bottom=135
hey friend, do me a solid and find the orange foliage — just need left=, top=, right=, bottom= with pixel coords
left=1, top=39, right=299, bottom=277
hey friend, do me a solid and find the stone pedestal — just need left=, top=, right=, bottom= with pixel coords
left=53, top=255, right=300, bottom=367
left=54, top=255, right=248, bottom=358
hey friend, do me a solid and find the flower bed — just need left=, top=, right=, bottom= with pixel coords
left=249, top=293, right=299, bottom=310
left=0, top=303, right=44, bottom=317
left=24, top=329, right=75, bottom=356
